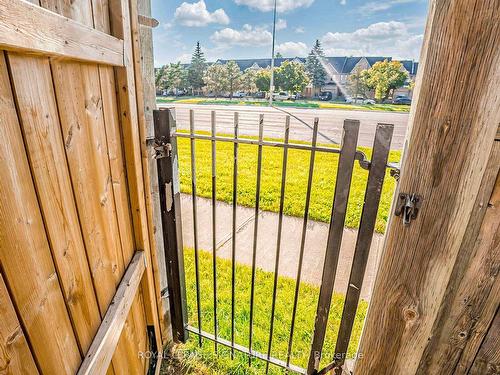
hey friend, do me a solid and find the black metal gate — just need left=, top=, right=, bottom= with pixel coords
left=153, top=108, right=393, bottom=374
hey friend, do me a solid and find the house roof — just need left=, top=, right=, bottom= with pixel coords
left=216, top=57, right=307, bottom=70
left=205, top=56, right=418, bottom=75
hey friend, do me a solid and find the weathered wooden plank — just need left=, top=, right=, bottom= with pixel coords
left=7, top=52, right=103, bottom=355
left=77, top=251, right=146, bottom=375
left=138, top=0, right=170, bottom=344
left=99, top=61, right=149, bottom=374
left=0, top=273, right=39, bottom=375
left=355, top=0, right=500, bottom=373
left=0, top=51, right=81, bottom=374
left=468, top=307, right=500, bottom=375
left=130, top=0, right=166, bottom=347
left=91, top=0, right=150, bottom=370
left=418, top=143, right=500, bottom=374
left=0, top=0, right=123, bottom=66
left=110, top=0, right=162, bottom=351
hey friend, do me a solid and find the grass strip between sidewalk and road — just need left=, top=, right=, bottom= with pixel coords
left=165, top=248, right=368, bottom=375
left=177, top=134, right=401, bottom=233
left=157, top=97, right=411, bottom=112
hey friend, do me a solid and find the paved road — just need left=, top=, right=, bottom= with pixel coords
left=158, top=103, right=409, bottom=149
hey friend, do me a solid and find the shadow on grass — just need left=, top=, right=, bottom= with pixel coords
left=162, top=248, right=368, bottom=374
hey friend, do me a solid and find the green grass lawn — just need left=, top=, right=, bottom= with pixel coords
left=178, top=136, right=400, bottom=233
left=157, top=96, right=410, bottom=112
left=169, top=249, right=368, bottom=374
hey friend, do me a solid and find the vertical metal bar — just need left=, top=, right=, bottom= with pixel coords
left=248, top=114, right=265, bottom=365
left=287, top=118, right=319, bottom=366
left=231, top=112, right=239, bottom=359
left=153, top=108, right=188, bottom=343
left=306, top=120, right=360, bottom=373
left=332, top=123, right=393, bottom=374
left=266, top=116, right=290, bottom=373
left=189, top=109, right=202, bottom=346
left=211, top=111, right=218, bottom=353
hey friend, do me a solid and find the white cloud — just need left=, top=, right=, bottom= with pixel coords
left=295, top=26, right=305, bottom=33
left=276, top=41, right=309, bottom=56
left=276, top=18, right=287, bottom=30
left=358, top=0, right=418, bottom=15
left=340, top=0, right=346, bottom=4
left=174, top=0, right=230, bottom=27
left=175, top=53, right=193, bottom=63
left=211, top=24, right=272, bottom=46
left=321, top=21, right=423, bottom=59
left=234, top=0, right=314, bottom=12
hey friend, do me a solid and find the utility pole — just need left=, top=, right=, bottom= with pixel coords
left=269, top=0, right=277, bottom=106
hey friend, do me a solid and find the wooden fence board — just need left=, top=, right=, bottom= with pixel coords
left=355, top=0, right=500, bottom=373
left=50, top=59, right=144, bottom=374
left=78, top=251, right=146, bottom=375
left=130, top=0, right=165, bottom=345
left=110, top=0, right=162, bottom=351
left=469, top=308, right=500, bottom=375
left=0, top=273, right=39, bottom=374
left=418, top=143, right=500, bottom=374
left=92, top=0, right=150, bottom=370
left=7, top=52, right=102, bottom=355
left=0, top=51, right=81, bottom=374
left=0, top=0, right=123, bottom=65
left=99, top=65, right=149, bottom=371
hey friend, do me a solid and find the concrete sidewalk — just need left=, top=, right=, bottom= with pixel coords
left=180, top=194, right=384, bottom=301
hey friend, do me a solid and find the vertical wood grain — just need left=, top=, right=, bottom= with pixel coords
left=7, top=52, right=102, bottom=356
left=93, top=0, right=149, bottom=370
left=110, top=0, right=162, bottom=352
left=41, top=0, right=148, bottom=372
left=355, top=0, right=500, bottom=373
left=0, top=273, right=39, bottom=375
left=417, top=144, right=500, bottom=374
left=0, top=51, right=81, bottom=374
left=468, top=308, right=500, bottom=375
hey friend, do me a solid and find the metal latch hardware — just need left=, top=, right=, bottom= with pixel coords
left=395, top=193, right=422, bottom=225
left=152, top=138, right=172, bottom=160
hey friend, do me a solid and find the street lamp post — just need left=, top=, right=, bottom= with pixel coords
left=269, top=0, right=277, bottom=106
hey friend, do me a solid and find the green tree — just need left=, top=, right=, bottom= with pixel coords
left=305, top=40, right=327, bottom=94
left=187, top=42, right=207, bottom=95
left=203, top=64, right=228, bottom=97
left=361, top=60, right=408, bottom=101
left=255, top=69, right=271, bottom=92
left=275, top=61, right=309, bottom=93
left=163, top=63, right=188, bottom=93
left=347, top=66, right=369, bottom=98
left=225, top=61, right=242, bottom=99
left=275, top=52, right=283, bottom=59
left=240, top=68, right=258, bottom=93
left=155, top=65, right=167, bottom=92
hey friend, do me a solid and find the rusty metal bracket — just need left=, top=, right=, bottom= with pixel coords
left=150, top=137, right=172, bottom=160
left=395, top=193, right=422, bottom=225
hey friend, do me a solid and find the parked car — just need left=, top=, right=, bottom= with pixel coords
left=393, top=96, right=412, bottom=105
left=253, top=91, right=265, bottom=99
left=319, top=92, right=333, bottom=101
left=345, top=96, right=375, bottom=104
left=232, top=91, right=246, bottom=98
left=272, top=92, right=291, bottom=101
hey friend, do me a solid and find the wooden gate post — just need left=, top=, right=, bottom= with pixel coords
left=355, top=0, right=500, bottom=374
left=153, top=108, right=189, bottom=343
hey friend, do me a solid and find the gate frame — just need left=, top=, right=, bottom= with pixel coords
left=155, top=107, right=395, bottom=374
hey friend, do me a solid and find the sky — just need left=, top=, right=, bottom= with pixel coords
left=152, top=0, right=429, bottom=67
